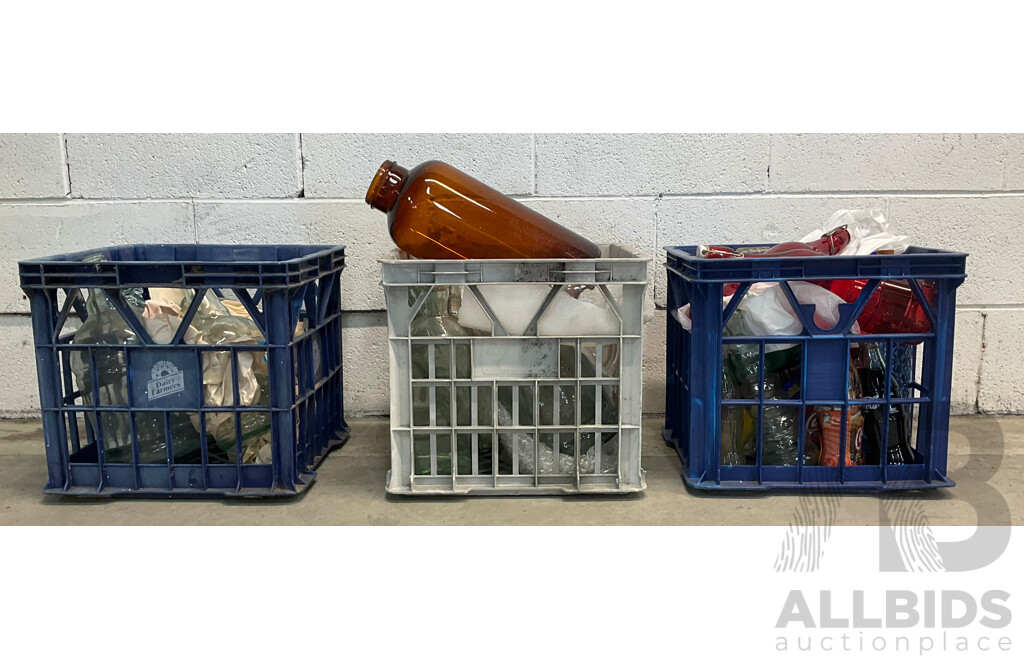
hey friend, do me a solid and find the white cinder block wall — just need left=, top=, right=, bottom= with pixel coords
left=0, top=133, right=1020, bottom=417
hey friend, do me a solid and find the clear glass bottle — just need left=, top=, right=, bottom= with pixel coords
left=721, top=309, right=805, bottom=466
left=70, top=289, right=203, bottom=462
left=410, top=287, right=489, bottom=475
left=184, top=290, right=272, bottom=463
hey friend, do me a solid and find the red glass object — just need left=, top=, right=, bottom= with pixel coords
left=699, top=226, right=851, bottom=260
left=823, top=278, right=935, bottom=335
left=702, top=227, right=851, bottom=297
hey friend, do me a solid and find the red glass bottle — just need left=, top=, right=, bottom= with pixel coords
left=703, top=227, right=851, bottom=297
left=699, top=226, right=851, bottom=259
left=704, top=229, right=847, bottom=296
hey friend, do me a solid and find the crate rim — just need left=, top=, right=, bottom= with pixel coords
left=663, top=244, right=967, bottom=284
left=18, top=243, right=346, bottom=269
left=665, top=243, right=968, bottom=263
left=379, top=243, right=648, bottom=265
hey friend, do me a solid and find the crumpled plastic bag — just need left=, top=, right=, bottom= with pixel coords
left=505, top=431, right=619, bottom=475
left=730, top=281, right=861, bottom=351
left=673, top=280, right=860, bottom=348
left=800, top=209, right=909, bottom=256
left=496, top=402, right=618, bottom=475
left=510, top=432, right=577, bottom=475
left=508, top=432, right=619, bottom=476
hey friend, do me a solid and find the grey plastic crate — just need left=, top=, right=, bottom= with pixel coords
left=382, top=244, right=647, bottom=495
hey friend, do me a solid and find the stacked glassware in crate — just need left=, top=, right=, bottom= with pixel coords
left=19, top=244, right=348, bottom=497
left=663, top=212, right=968, bottom=490
left=382, top=248, right=647, bottom=494
left=364, top=159, right=647, bottom=494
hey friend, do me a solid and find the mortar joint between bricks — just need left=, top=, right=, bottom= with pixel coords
left=975, top=312, right=988, bottom=414
left=62, top=134, right=72, bottom=197
left=297, top=133, right=306, bottom=198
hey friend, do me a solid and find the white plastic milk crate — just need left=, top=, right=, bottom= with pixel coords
left=382, top=244, right=648, bottom=495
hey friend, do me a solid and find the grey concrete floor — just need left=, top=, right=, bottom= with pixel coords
left=0, top=415, right=1020, bottom=525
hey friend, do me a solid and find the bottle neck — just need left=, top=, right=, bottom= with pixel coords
left=815, top=226, right=851, bottom=254
left=365, top=160, right=409, bottom=212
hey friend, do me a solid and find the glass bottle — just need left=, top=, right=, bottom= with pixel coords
left=70, top=290, right=138, bottom=456
left=817, top=363, right=866, bottom=467
left=410, top=287, right=472, bottom=338
left=366, top=160, right=601, bottom=260
left=855, top=343, right=916, bottom=465
left=721, top=309, right=806, bottom=466
left=705, top=227, right=851, bottom=297
left=70, top=289, right=203, bottom=462
left=181, top=289, right=270, bottom=463
left=410, top=286, right=489, bottom=475
left=823, top=279, right=934, bottom=336
left=700, top=226, right=851, bottom=259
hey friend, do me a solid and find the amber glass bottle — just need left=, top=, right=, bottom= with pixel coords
left=365, top=160, right=601, bottom=260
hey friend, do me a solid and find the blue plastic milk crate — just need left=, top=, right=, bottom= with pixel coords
left=662, top=244, right=968, bottom=491
left=19, top=244, right=348, bottom=497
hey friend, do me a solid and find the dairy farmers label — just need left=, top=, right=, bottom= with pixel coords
left=147, top=360, right=185, bottom=401
left=129, top=350, right=200, bottom=409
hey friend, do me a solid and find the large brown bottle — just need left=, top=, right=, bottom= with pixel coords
left=365, top=160, right=601, bottom=260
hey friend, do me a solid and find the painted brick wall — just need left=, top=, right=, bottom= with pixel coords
left=1, top=133, right=1020, bottom=416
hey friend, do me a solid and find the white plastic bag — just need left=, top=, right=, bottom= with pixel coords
left=786, top=281, right=860, bottom=334
left=673, top=281, right=859, bottom=347
left=738, top=281, right=861, bottom=350
left=801, top=209, right=909, bottom=256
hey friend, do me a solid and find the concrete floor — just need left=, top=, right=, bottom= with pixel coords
left=0, top=415, right=1020, bottom=525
